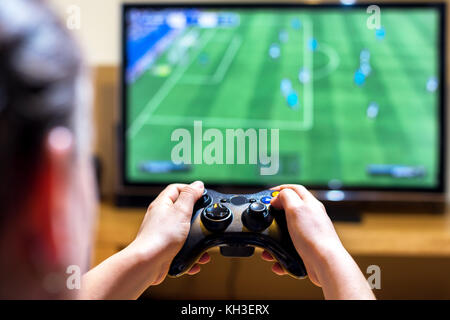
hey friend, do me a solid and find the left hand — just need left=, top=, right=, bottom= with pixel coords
left=129, top=181, right=211, bottom=285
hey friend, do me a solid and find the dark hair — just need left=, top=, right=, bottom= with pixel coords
left=0, top=0, right=83, bottom=216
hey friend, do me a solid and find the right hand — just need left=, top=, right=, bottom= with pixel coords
left=129, top=182, right=210, bottom=285
left=261, top=184, right=347, bottom=287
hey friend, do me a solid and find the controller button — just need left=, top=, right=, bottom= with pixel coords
left=197, top=189, right=212, bottom=207
left=205, top=203, right=231, bottom=220
left=220, top=198, right=228, bottom=203
left=261, top=196, right=272, bottom=204
left=201, top=203, right=233, bottom=232
left=271, top=191, right=280, bottom=197
left=230, top=196, right=248, bottom=205
left=248, top=202, right=268, bottom=218
left=242, top=201, right=273, bottom=232
left=249, top=198, right=256, bottom=203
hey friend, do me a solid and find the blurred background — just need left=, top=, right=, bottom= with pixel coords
left=45, top=0, right=450, bottom=299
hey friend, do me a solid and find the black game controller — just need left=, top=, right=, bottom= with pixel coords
left=169, top=189, right=307, bottom=279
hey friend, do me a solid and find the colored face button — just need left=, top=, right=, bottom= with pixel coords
left=261, top=196, right=272, bottom=204
left=271, top=191, right=280, bottom=197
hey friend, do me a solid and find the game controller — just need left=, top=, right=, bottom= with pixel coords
left=169, top=189, right=307, bottom=279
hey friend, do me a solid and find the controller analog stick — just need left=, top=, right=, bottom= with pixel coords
left=242, top=202, right=274, bottom=232
left=248, top=202, right=268, bottom=218
left=201, top=203, right=232, bottom=232
left=197, top=189, right=212, bottom=208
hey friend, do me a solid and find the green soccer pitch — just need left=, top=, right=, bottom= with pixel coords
left=125, top=8, right=440, bottom=189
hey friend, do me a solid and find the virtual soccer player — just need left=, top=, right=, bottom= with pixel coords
left=0, top=0, right=374, bottom=300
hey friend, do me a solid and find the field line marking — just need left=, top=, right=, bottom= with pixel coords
left=144, top=115, right=312, bottom=131
left=313, top=43, right=340, bottom=80
left=303, top=16, right=314, bottom=131
left=180, top=35, right=242, bottom=85
left=212, top=35, right=242, bottom=83
left=127, top=29, right=216, bottom=138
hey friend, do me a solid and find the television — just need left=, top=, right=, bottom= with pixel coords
left=118, top=2, right=446, bottom=213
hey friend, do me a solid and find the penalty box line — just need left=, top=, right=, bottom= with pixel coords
left=144, top=115, right=313, bottom=131
left=302, top=16, right=314, bottom=131
left=143, top=16, right=315, bottom=132
left=180, top=16, right=314, bottom=130
left=134, top=17, right=314, bottom=134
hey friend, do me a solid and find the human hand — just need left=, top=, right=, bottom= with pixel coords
left=261, top=184, right=346, bottom=287
left=129, top=181, right=211, bottom=285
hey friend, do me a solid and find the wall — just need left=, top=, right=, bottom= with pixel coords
left=48, top=0, right=122, bottom=65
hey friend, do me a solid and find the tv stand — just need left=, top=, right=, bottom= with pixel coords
left=325, top=206, right=362, bottom=222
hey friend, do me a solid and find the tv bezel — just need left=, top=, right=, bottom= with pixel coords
left=118, top=2, right=447, bottom=205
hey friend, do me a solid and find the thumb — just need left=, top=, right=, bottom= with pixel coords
left=174, top=181, right=204, bottom=214
left=276, top=188, right=304, bottom=215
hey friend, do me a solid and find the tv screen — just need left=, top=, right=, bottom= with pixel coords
left=122, top=3, right=445, bottom=193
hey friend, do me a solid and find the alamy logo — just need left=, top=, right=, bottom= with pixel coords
left=367, top=265, right=381, bottom=289
left=171, top=121, right=280, bottom=175
left=66, top=265, right=81, bottom=290
left=366, top=5, right=381, bottom=30
left=66, top=5, right=81, bottom=30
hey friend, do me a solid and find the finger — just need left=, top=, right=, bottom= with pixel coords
left=273, top=184, right=316, bottom=202
left=261, top=250, right=275, bottom=262
left=153, top=183, right=187, bottom=206
left=270, top=188, right=304, bottom=212
left=152, top=268, right=167, bottom=286
left=187, top=264, right=201, bottom=275
left=301, top=262, right=322, bottom=287
left=197, top=252, right=211, bottom=264
left=308, top=270, right=322, bottom=287
left=174, top=181, right=204, bottom=214
left=272, top=262, right=287, bottom=276
left=270, top=185, right=284, bottom=191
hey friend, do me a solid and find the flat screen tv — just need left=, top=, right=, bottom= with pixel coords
left=118, top=2, right=446, bottom=211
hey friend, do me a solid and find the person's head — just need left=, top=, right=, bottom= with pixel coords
left=0, top=0, right=97, bottom=298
